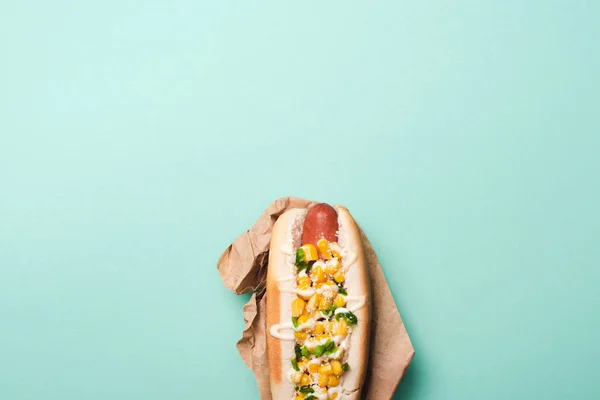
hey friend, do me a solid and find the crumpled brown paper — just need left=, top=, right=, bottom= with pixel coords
left=218, top=197, right=414, bottom=399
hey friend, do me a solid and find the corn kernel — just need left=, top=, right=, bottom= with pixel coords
left=331, top=394, right=338, bottom=400
left=297, top=276, right=311, bottom=289
left=311, top=265, right=325, bottom=284
left=330, top=360, right=343, bottom=376
left=297, top=361, right=306, bottom=370
left=292, top=372, right=303, bottom=384
left=317, top=373, right=329, bottom=387
left=292, top=298, right=306, bottom=317
left=333, top=270, right=345, bottom=283
left=329, top=242, right=342, bottom=259
left=316, top=333, right=329, bottom=341
left=315, top=282, right=323, bottom=289
left=308, top=362, right=319, bottom=373
left=300, top=244, right=318, bottom=261
left=333, top=294, right=346, bottom=308
left=310, top=310, right=321, bottom=320
left=294, top=331, right=308, bottom=340
left=314, top=323, right=325, bottom=335
left=317, top=239, right=332, bottom=259
left=319, top=362, right=333, bottom=376
left=324, top=259, right=341, bottom=275
left=328, top=375, right=340, bottom=387
left=336, top=318, right=348, bottom=336
left=306, top=293, right=321, bottom=311
left=300, top=373, right=311, bottom=386
left=297, top=314, right=310, bottom=329
left=319, top=296, right=332, bottom=311
left=295, top=396, right=305, bottom=400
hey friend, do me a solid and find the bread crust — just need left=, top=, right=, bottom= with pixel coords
left=335, top=206, right=371, bottom=399
left=266, top=206, right=370, bottom=400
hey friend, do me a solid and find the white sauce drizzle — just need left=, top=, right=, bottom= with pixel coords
left=327, top=347, right=344, bottom=360
left=278, top=287, right=316, bottom=299
left=269, top=323, right=295, bottom=341
left=334, top=307, right=350, bottom=315
left=286, top=368, right=297, bottom=384
left=304, top=336, right=331, bottom=350
left=294, top=318, right=315, bottom=332
left=345, top=295, right=367, bottom=313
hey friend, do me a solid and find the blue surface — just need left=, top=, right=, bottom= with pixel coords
left=1, top=1, right=599, bottom=399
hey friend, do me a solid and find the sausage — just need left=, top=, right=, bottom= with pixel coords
left=301, top=203, right=338, bottom=246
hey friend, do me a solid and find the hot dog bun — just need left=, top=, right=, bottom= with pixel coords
left=267, top=204, right=370, bottom=400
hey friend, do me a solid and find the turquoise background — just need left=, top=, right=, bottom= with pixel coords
left=1, top=1, right=599, bottom=399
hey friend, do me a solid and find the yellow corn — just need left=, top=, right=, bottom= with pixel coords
left=333, top=270, right=345, bottom=283
left=328, top=375, right=340, bottom=387
left=317, top=239, right=332, bottom=259
left=333, top=294, right=346, bottom=308
left=295, top=396, right=305, bottom=400
left=292, top=298, right=306, bottom=317
left=308, top=362, right=319, bottom=373
left=336, top=318, right=348, bottom=336
left=297, top=276, right=312, bottom=289
left=324, top=259, right=341, bottom=275
left=311, top=265, right=325, bottom=284
left=329, top=242, right=342, bottom=259
left=318, top=362, right=333, bottom=376
left=300, top=244, right=318, bottom=262
left=314, top=282, right=323, bottom=289
left=317, top=373, right=329, bottom=387
left=319, top=295, right=332, bottom=311
left=297, top=361, right=306, bottom=370
left=297, top=314, right=310, bottom=326
left=314, top=323, right=325, bottom=335
left=311, top=310, right=321, bottom=320
left=294, top=331, right=308, bottom=340
left=330, top=360, right=343, bottom=376
left=316, top=333, right=329, bottom=341
left=331, top=394, right=338, bottom=400
left=306, top=293, right=321, bottom=311
left=300, top=373, right=311, bottom=386
left=292, top=372, right=303, bottom=384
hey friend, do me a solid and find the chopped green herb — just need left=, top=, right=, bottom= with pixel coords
left=301, top=346, right=311, bottom=359
left=321, top=304, right=337, bottom=318
left=298, top=385, right=314, bottom=394
left=312, top=345, right=325, bottom=357
left=342, top=362, right=350, bottom=371
left=296, top=248, right=306, bottom=264
left=305, top=395, right=317, bottom=400
left=295, top=344, right=302, bottom=359
left=312, top=340, right=335, bottom=357
left=337, top=283, right=347, bottom=295
left=335, top=310, right=358, bottom=326
left=291, top=359, right=299, bottom=371
left=295, top=248, right=310, bottom=271
left=292, top=316, right=299, bottom=328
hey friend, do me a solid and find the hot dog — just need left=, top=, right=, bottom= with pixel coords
left=266, top=203, right=371, bottom=400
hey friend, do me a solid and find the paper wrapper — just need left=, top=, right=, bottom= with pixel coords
left=218, top=197, right=414, bottom=399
